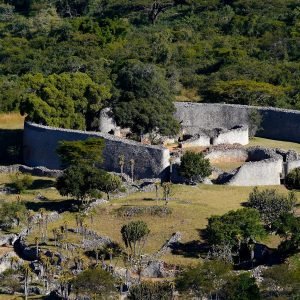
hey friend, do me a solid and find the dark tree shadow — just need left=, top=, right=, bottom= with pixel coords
left=0, top=129, right=23, bottom=165
left=25, top=199, right=79, bottom=213
left=30, top=179, right=55, bottom=190
left=171, top=240, right=210, bottom=258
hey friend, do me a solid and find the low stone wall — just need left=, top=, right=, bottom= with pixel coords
left=0, top=165, right=62, bottom=177
left=179, top=133, right=210, bottom=148
left=174, top=102, right=300, bottom=143
left=212, top=126, right=249, bottom=146
left=23, top=122, right=170, bottom=179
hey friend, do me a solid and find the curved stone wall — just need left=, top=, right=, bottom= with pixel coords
left=174, top=102, right=300, bottom=143
left=228, top=147, right=283, bottom=186
left=23, top=122, right=170, bottom=179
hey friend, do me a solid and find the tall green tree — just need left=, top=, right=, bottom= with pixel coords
left=113, top=60, right=180, bottom=137
left=20, top=72, right=111, bottom=130
left=121, top=220, right=150, bottom=258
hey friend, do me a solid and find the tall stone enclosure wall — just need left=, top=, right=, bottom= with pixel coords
left=23, top=122, right=170, bottom=179
left=174, top=102, right=300, bottom=142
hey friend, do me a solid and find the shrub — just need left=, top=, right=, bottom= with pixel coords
left=286, top=168, right=300, bottom=189
left=180, top=151, right=212, bottom=184
left=223, top=273, right=261, bottom=300
left=0, top=201, right=26, bottom=229
left=9, top=172, right=33, bottom=193
left=247, top=187, right=296, bottom=228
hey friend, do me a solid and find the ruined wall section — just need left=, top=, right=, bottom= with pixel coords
left=174, top=102, right=300, bottom=143
left=23, top=122, right=170, bottom=179
left=228, top=147, right=283, bottom=186
left=212, top=126, right=249, bottom=146
left=205, top=148, right=248, bottom=163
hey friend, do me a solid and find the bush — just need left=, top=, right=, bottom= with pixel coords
left=9, top=172, right=33, bottom=193
left=223, top=273, right=261, bottom=300
left=247, top=187, right=296, bottom=228
left=0, top=201, right=26, bottom=229
left=180, top=151, right=212, bottom=184
left=286, top=168, right=300, bottom=189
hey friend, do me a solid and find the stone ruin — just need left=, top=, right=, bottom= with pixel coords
left=22, top=102, right=300, bottom=186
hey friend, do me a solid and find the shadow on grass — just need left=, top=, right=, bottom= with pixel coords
left=30, top=179, right=55, bottom=190
left=0, top=129, right=23, bottom=165
left=25, top=199, right=79, bottom=213
left=171, top=240, right=210, bottom=258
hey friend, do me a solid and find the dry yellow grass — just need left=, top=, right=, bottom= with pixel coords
left=26, top=184, right=298, bottom=266
left=0, top=113, right=24, bottom=130
left=249, top=137, right=300, bottom=153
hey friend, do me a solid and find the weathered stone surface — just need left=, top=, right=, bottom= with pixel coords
left=174, top=102, right=300, bottom=143
left=23, top=122, right=170, bottom=179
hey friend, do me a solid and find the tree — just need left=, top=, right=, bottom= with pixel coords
left=206, top=208, right=266, bottom=262
left=161, top=181, right=172, bottom=205
left=57, top=137, right=105, bottom=168
left=179, top=151, right=212, bottom=184
left=129, top=281, right=173, bottom=300
left=286, top=167, right=300, bottom=189
left=99, top=173, right=122, bottom=200
left=20, top=72, right=111, bottom=130
left=223, top=273, right=261, bottom=300
left=121, top=220, right=150, bottom=258
left=247, top=187, right=297, bottom=229
left=273, top=213, right=300, bottom=255
left=72, top=267, right=116, bottom=299
left=176, top=260, right=232, bottom=298
left=113, top=60, right=180, bottom=137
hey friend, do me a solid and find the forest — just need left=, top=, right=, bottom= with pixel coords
left=0, top=0, right=300, bottom=132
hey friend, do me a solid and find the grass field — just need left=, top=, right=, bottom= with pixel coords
left=25, top=183, right=297, bottom=266
left=249, top=137, right=300, bottom=153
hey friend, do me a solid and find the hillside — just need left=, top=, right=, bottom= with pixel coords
left=0, top=0, right=299, bottom=116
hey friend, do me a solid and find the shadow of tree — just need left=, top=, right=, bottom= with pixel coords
left=25, top=199, right=78, bottom=213
left=0, top=129, right=23, bottom=165
left=170, top=240, right=210, bottom=258
left=30, top=179, right=55, bottom=190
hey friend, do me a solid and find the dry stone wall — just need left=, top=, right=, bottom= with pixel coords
left=23, top=122, right=170, bottom=179
left=228, top=147, right=283, bottom=186
left=174, top=102, right=300, bottom=142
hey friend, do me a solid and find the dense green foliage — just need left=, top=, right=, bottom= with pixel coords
left=1, top=0, right=300, bottom=130
left=223, top=273, right=261, bottom=300
left=72, top=267, right=116, bottom=298
left=176, top=260, right=232, bottom=298
left=286, top=167, right=300, bottom=189
left=56, top=138, right=121, bottom=202
left=206, top=208, right=265, bottom=259
left=57, top=137, right=105, bottom=167
left=121, top=220, right=150, bottom=257
left=179, top=151, right=212, bottom=183
left=247, top=187, right=297, bottom=228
